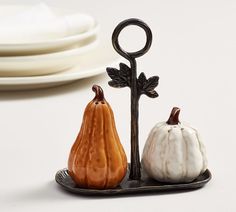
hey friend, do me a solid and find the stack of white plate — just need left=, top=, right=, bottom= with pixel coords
left=0, top=3, right=121, bottom=90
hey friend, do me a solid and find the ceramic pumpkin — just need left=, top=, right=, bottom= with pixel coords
left=68, top=85, right=127, bottom=189
left=142, top=107, right=207, bottom=183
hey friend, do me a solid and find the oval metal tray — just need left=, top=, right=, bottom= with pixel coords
left=55, top=164, right=212, bottom=196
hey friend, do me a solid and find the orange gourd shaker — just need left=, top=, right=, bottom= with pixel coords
left=68, top=85, right=127, bottom=189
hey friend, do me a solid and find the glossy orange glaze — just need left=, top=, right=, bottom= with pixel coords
left=68, top=85, right=127, bottom=189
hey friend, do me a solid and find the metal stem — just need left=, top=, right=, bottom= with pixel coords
left=129, top=58, right=141, bottom=180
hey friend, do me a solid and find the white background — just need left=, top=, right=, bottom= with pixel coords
left=0, top=0, right=236, bottom=211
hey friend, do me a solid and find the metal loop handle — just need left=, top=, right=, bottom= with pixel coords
left=112, top=18, right=152, bottom=61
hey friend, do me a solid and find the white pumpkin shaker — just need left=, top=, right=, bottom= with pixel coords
left=142, top=107, right=208, bottom=183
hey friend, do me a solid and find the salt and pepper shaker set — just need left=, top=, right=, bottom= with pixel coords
left=57, top=18, right=210, bottom=193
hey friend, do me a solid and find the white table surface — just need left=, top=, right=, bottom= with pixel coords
left=1, top=0, right=235, bottom=211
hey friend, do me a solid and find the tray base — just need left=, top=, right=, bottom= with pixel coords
left=55, top=165, right=211, bottom=196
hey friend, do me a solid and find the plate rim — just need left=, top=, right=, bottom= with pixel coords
left=0, top=36, right=99, bottom=61
left=0, top=23, right=100, bottom=48
left=0, top=51, right=122, bottom=85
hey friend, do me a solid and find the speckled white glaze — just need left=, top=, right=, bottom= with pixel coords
left=142, top=122, right=207, bottom=183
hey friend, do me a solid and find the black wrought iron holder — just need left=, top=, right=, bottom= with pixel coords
left=55, top=18, right=212, bottom=196
left=106, top=18, right=159, bottom=181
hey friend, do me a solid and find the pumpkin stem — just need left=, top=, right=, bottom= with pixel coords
left=167, top=107, right=181, bottom=125
left=92, top=85, right=105, bottom=102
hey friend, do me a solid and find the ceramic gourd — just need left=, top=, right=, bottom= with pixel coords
left=68, top=85, right=127, bottom=189
left=142, top=107, right=207, bottom=183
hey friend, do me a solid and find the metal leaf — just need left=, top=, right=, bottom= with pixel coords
left=107, top=64, right=131, bottom=88
left=106, top=67, right=120, bottom=80
left=143, top=76, right=159, bottom=92
left=137, top=72, right=147, bottom=87
left=144, top=90, right=159, bottom=98
left=119, top=63, right=131, bottom=76
left=119, top=63, right=131, bottom=87
left=108, top=80, right=128, bottom=88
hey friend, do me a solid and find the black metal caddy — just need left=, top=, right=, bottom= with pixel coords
left=55, top=18, right=212, bottom=196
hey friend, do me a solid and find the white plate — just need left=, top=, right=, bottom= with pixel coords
left=0, top=36, right=98, bottom=77
left=0, top=41, right=121, bottom=91
left=0, top=5, right=100, bottom=55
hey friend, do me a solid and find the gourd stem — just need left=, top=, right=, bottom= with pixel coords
left=167, top=107, right=180, bottom=125
left=92, top=85, right=105, bottom=102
